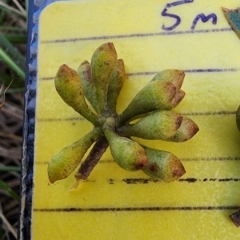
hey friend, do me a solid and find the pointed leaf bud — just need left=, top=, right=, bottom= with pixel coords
left=119, top=110, right=183, bottom=140
left=91, top=42, right=117, bottom=112
left=103, top=123, right=148, bottom=171
left=55, top=64, right=98, bottom=125
left=166, top=116, right=199, bottom=142
left=77, top=60, right=100, bottom=113
left=169, top=89, right=185, bottom=108
left=142, top=147, right=185, bottom=182
left=107, top=59, right=128, bottom=113
left=48, top=128, right=100, bottom=183
left=118, top=81, right=176, bottom=125
left=151, top=69, right=185, bottom=91
left=150, top=70, right=185, bottom=108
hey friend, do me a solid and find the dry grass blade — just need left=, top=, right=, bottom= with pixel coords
left=0, top=1, right=26, bottom=18
left=11, top=0, right=25, bottom=14
left=0, top=80, right=13, bottom=109
left=0, top=91, right=23, bottom=238
left=0, top=211, right=17, bottom=239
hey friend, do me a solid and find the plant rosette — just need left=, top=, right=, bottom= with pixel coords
left=47, top=42, right=199, bottom=188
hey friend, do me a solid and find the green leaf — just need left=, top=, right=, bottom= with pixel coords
left=223, top=7, right=240, bottom=39
left=0, top=48, right=25, bottom=79
left=0, top=30, right=26, bottom=71
left=5, top=34, right=27, bottom=44
left=0, top=180, right=19, bottom=202
left=0, top=165, right=21, bottom=172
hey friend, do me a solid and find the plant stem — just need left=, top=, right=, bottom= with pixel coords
left=75, top=136, right=109, bottom=182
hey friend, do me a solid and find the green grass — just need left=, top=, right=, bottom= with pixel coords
left=0, top=1, right=27, bottom=239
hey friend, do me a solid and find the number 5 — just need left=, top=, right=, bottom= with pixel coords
left=161, top=0, right=194, bottom=31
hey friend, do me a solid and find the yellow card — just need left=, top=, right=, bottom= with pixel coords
left=33, top=0, right=240, bottom=239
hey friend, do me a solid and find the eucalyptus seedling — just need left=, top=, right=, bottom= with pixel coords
left=48, top=42, right=199, bottom=188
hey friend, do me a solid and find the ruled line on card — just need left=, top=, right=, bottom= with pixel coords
left=181, top=156, right=240, bottom=161
left=39, top=67, right=240, bottom=81
left=35, top=156, right=240, bottom=165
left=128, top=68, right=240, bottom=76
left=120, top=178, right=240, bottom=184
left=182, top=111, right=236, bottom=116
left=36, top=111, right=236, bottom=123
left=40, top=27, right=232, bottom=44
left=33, top=205, right=240, bottom=213
left=32, top=175, right=240, bottom=185
left=37, top=117, right=85, bottom=122
left=108, top=178, right=240, bottom=184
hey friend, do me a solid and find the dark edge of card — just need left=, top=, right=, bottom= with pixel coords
left=18, top=1, right=58, bottom=239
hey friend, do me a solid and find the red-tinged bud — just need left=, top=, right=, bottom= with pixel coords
left=169, top=90, right=185, bottom=108
left=103, top=123, right=148, bottom=171
left=151, top=69, right=185, bottom=91
left=55, top=64, right=98, bottom=125
left=77, top=60, right=100, bottom=113
left=142, top=147, right=186, bottom=182
left=48, top=128, right=100, bottom=183
left=91, top=42, right=117, bottom=112
left=166, top=116, right=199, bottom=142
left=107, top=59, right=128, bottom=113
left=118, top=110, right=183, bottom=140
left=118, top=81, right=176, bottom=125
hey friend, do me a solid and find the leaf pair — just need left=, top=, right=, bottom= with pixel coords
left=119, top=111, right=198, bottom=142
left=78, top=43, right=127, bottom=115
left=117, top=70, right=185, bottom=125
